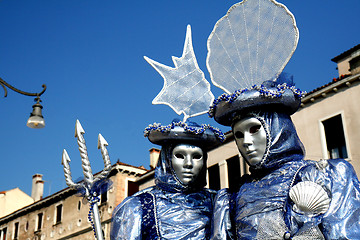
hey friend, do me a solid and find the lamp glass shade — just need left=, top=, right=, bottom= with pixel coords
left=27, top=115, right=45, bottom=129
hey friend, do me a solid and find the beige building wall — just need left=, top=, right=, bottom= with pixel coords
left=0, top=188, right=111, bottom=240
left=292, top=74, right=360, bottom=176
left=0, top=188, right=34, bottom=218
left=0, top=162, right=146, bottom=240
left=336, top=56, right=352, bottom=76
left=207, top=140, right=238, bottom=167
left=138, top=176, right=155, bottom=191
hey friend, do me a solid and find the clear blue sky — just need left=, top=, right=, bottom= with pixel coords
left=0, top=0, right=359, bottom=197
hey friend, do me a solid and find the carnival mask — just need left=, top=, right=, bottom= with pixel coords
left=233, top=117, right=267, bottom=166
left=171, top=144, right=204, bottom=185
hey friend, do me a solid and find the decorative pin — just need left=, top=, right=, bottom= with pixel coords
left=62, top=119, right=111, bottom=240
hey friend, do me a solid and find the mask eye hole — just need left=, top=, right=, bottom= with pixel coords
left=234, top=131, right=244, bottom=139
left=175, top=153, right=185, bottom=159
left=250, top=125, right=261, bottom=134
left=193, top=154, right=202, bottom=160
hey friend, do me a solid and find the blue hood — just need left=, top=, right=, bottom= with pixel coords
left=242, top=111, right=305, bottom=172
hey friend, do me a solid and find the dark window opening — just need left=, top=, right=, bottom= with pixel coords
left=322, top=115, right=348, bottom=159
left=127, top=180, right=139, bottom=197
left=1, top=227, right=7, bottom=240
left=208, top=164, right=220, bottom=190
left=100, top=191, right=108, bottom=204
left=78, top=201, right=81, bottom=211
left=14, top=222, right=19, bottom=240
left=349, top=55, right=360, bottom=73
left=227, top=156, right=241, bottom=191
left=56, top=204, right=63, bottom=223
left=37, top=213, right=43, bottom=231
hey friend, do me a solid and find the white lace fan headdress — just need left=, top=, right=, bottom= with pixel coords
left=207, top=0, right=306, bottom=126
left=144, top=25, right=225, bottom=147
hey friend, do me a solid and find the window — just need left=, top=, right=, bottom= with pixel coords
left=13, top=222, right=19, bottom=240
left=78, top=201, right=81, bottom=211
left=37, top=213, right=43, bottom=231
left=227, top=156, right=241, bottom=191
left=349, top=55, right=360, bottom=73
left=0, top=227, right=7, bottom=240
left=55, top=204, right=63, bottom=224
left=100, top=191, right=108, bottom=205
left=208, top=164, right=220, bottom=190
left=127, top=180, right=139, bottom=197
left=322, top=114, right=348, bottom=159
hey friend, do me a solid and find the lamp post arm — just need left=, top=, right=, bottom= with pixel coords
left=0, top=77, right=47, bottom=97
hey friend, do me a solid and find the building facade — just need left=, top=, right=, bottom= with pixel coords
left=0, top=162, right=146, bottom=240
left=292, top=44, right=360, bottom=176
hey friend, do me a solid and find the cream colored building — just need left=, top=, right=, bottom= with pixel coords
left=0, top=162, right=146, bottom=240
left=292, top=44, right=360, bottom=176
left=0, top=188, right=34, bottom=219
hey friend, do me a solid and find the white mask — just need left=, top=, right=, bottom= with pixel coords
left=171, top=144, right=204, bottom=185
left=232, top=117, right=267, bottom=166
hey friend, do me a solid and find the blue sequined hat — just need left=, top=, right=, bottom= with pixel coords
left=205, top=0, right=305, bottom=126
left=144, top=119, right=224, bottom=150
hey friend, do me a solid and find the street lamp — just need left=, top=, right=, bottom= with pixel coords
left=0, top=77, right=47, bottom=129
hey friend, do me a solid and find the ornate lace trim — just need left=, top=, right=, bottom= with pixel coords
left=144, top=121, right=225, bottom=142
left=209, top=83, right=306, bottom=117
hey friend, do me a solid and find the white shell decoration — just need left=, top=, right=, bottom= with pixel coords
left=289, top=181, right=330, bottom=215
left=207, top=0, right=299, bottom=94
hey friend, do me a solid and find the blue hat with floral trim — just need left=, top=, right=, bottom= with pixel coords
left=209, top=77, right=305, bottom=126
left=144, top=119, right=224, bottom=150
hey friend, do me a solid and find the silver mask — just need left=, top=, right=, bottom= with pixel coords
left=171, top=144, right=204, bottom=185
left=232, top=117, right=267, bottom=166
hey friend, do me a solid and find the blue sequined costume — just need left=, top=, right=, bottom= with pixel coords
left=111, top=143, right=215, bottom=240
left=212, top=111, right=360, bottom=239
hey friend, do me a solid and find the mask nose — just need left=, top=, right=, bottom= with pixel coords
left=243, top=132, right=253, bottom=147
left=183, top=154, right=193, bottom=168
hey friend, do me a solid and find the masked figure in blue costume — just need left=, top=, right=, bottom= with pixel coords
left=110, top=121, right=224, bottom=239
left=205, top=0, right=360, bottom=239
left=111, top=23, right=225, bottom=239
left=212, top=103, right=360, bottom=239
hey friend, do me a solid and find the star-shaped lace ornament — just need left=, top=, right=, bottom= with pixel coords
left=145, top=25, right=214, bottom=122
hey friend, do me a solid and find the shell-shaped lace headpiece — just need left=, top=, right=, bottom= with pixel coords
left=207, top=0, right=305, bottom=125
left=207, top=0, right=299, bottom=93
